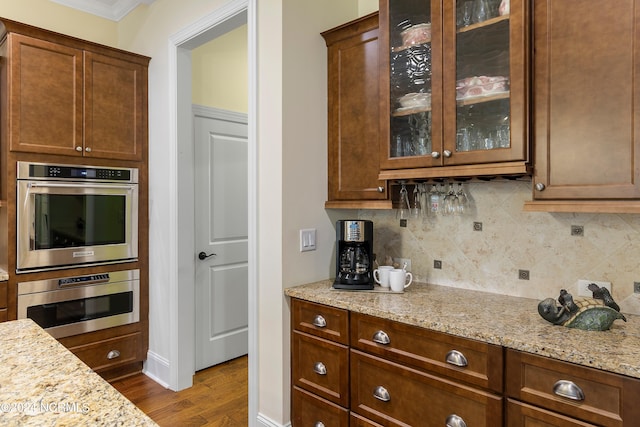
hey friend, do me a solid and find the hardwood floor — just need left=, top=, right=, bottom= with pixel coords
left=112, top=355, right=248, bottom=426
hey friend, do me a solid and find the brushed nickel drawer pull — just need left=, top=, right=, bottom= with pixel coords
left=445, top=350, right=468, bottom=367
left=372, top=330, right=391, bottom=345
left=314, top=423, right=325, bottom=427
left=313, top=362, right=327, bottom=375
left=312, top=315, right=327, bottom=328
left=446, top=414, right=467, bottom=427
left=373, top=385, right=390, bottom=402
left=107, top=350, right=121, bottom=360
left=553, top=380, right=585, bottom=401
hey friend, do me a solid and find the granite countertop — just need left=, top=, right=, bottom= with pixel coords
left=285, top=280, right=640, bottom=379
left=0, top=319, right=157, bottom=426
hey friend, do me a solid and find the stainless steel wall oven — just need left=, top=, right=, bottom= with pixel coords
left=17, top=269, right=140, bottom=338
left=16, top=161, right=138, bottom=272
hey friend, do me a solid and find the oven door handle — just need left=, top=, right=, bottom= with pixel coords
left=27, top=182, right=136, bottom=190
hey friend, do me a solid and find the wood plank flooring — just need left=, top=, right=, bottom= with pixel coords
left=112, top=355, right=248, bottom=426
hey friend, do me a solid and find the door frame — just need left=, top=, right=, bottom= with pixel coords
left=167, top=0, right=258, bottom=424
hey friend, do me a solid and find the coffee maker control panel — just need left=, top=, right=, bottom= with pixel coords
left=344, top=220, right=366, bottom=242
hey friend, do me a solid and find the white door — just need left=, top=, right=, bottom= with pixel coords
left=194, top=107, right=248, bottom=371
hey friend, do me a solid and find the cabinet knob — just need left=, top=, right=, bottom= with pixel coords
left=377, top=186, right=384, bottom=193
left=373, top=385, right=391, bottom=402
left=443, top=150, right=452, bottom=158
left=445, top=414, right=467, bottom=427
left=85, top=147, right=92, bottom=153
left=553, top=380, right=585, bottom=401
left=535, top=182, right=546, bottom=191
left=431, top=151, right=441, bottom=159
left=314, top=423, right=325, bottom=427
left=312, top=315, right=326, bottom=328
left=75, top=146, right=83, bottom=152
left=445, top=349, right=468, bottom=367
left=107, top=350, right=121, bottom=360
left=313, top=362, right=327, bottom=375
left=372, top=330, right=391, bottom=345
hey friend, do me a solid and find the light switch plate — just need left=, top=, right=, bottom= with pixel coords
left=299, top=229, right=316, bottom=252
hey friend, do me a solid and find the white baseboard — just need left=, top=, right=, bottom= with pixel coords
left=142, top=350, right=170, bottom=388
left=257, top=413, right=291, bottom=427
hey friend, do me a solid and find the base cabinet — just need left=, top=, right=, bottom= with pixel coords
left=351, top=349, right=503, bottom=426
left=292, top=386, right=349, bottom=427
left=506, top=349, right=640, bottom=427
left=507, top=399, right=597, bottom=427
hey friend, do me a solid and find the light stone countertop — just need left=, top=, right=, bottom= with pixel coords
left=285, top=280, right=640, bottom=379
left=0, top=319, right=157, bottom=426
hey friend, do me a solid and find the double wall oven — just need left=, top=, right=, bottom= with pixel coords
left=15, top=162, right=141, bottom=337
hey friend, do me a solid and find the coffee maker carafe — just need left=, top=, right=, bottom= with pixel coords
left=333, top=220, right=374, bottom=290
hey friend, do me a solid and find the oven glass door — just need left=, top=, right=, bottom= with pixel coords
left=33, top=193, right=126, bottom=249
left=17, top=181, right=138, bottom=271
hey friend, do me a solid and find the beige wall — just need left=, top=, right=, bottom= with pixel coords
left=191, top=24, right=248, bottom=112
left=0, top=0, right=117, bottom=46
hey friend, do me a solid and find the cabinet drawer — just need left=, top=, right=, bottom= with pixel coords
left=292, top=330, right=349, bottom=407
left=69, top=332, right=141, bottom=372
left=507, top=399, right=597, bottom=427
left=351, top=349, right=503, bottom=426
left=0, top=308, right=6, bottom=322
left=350, top=412, right=384, bottom=427
left=292, top=386, right=348, bottom=427
left=292, top=298, right=349, bottom=344
left=506, top=349, right=640, bottom=427
left=351, top=312, right=503, bottom=392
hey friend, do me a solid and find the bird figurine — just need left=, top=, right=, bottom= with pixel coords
left=538, top=288, right=626, bottom=331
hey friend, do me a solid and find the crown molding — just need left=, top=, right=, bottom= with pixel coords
left=50, top=0, right=155, bottom=21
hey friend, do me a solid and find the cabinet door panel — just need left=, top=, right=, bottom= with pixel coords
left=351, top=349, right=502, bottom=426
left=8, top=34, right=83, bottom=156
left=323, top=14, right=387, bottom=203
left=292, top=386, right=349, bottom=427
left=533, top=0, right=640, bottom=199
left=507, top=399, right=598, bottom=427
left=292, top=331, right=349, bottom=407
left=84, top=51, right=146, bottom=161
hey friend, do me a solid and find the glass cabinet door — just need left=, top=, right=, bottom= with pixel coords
left=444, top=0, right=528, bottom=166
left=379, top=0, right=443, bottom=170
left=380, top=0, right=528, bottom=172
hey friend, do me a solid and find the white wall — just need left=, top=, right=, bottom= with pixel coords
left=118, top=0, right=361, bottom=424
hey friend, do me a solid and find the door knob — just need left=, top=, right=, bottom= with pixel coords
left=198, top=251, right=216, bottom=260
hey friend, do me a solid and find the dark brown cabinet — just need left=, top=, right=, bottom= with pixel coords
left=526, top=0, right=640, bottom=212
left=378, top=0, right=530, bottom=181
left=322, top=13, right=391, bottom=209
left=0, top=18, right=149, bottom=382
left=2, top=22, right=148, bottom=161
left=291, top=299, right=350, bottom=426
left=506, top=349, right=640, bottom=426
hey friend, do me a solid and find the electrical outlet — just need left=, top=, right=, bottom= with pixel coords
left=577, top=279, right=611, bottom=297
left=394, top=258, right=412, bottom=271
left=434, top=260, right=442, bottom=269
left=634, top=282, right=640, bottom=294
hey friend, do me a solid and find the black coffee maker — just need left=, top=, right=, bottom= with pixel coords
left=333, top=220, right=374, bottom=290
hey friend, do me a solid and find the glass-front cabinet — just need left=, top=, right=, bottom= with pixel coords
left=379, top=0, right=529, bottom=178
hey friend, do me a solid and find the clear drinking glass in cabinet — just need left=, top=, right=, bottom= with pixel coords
left=455, top=0, right=511, bottom=153
left=388, top=0, right=433, bottom=158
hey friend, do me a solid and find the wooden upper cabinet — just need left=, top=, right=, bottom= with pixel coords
left=84, top=52, right=147, bottom=161
left=7, top=34, right=83, bottom=157
left=528, top=0, right=640, bottom=210
left=378, top=0, right=530, bottom=181
left=322, top=13, right=391, bottom=209
left=2, top=22, right=149, bottom=162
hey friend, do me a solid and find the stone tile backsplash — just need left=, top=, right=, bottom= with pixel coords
left=360, top=179, right=640, bottom=315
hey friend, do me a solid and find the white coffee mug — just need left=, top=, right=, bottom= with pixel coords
left=389, top=268, right=412, bottom=292
left=373, top=266, right=394, bottom=288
